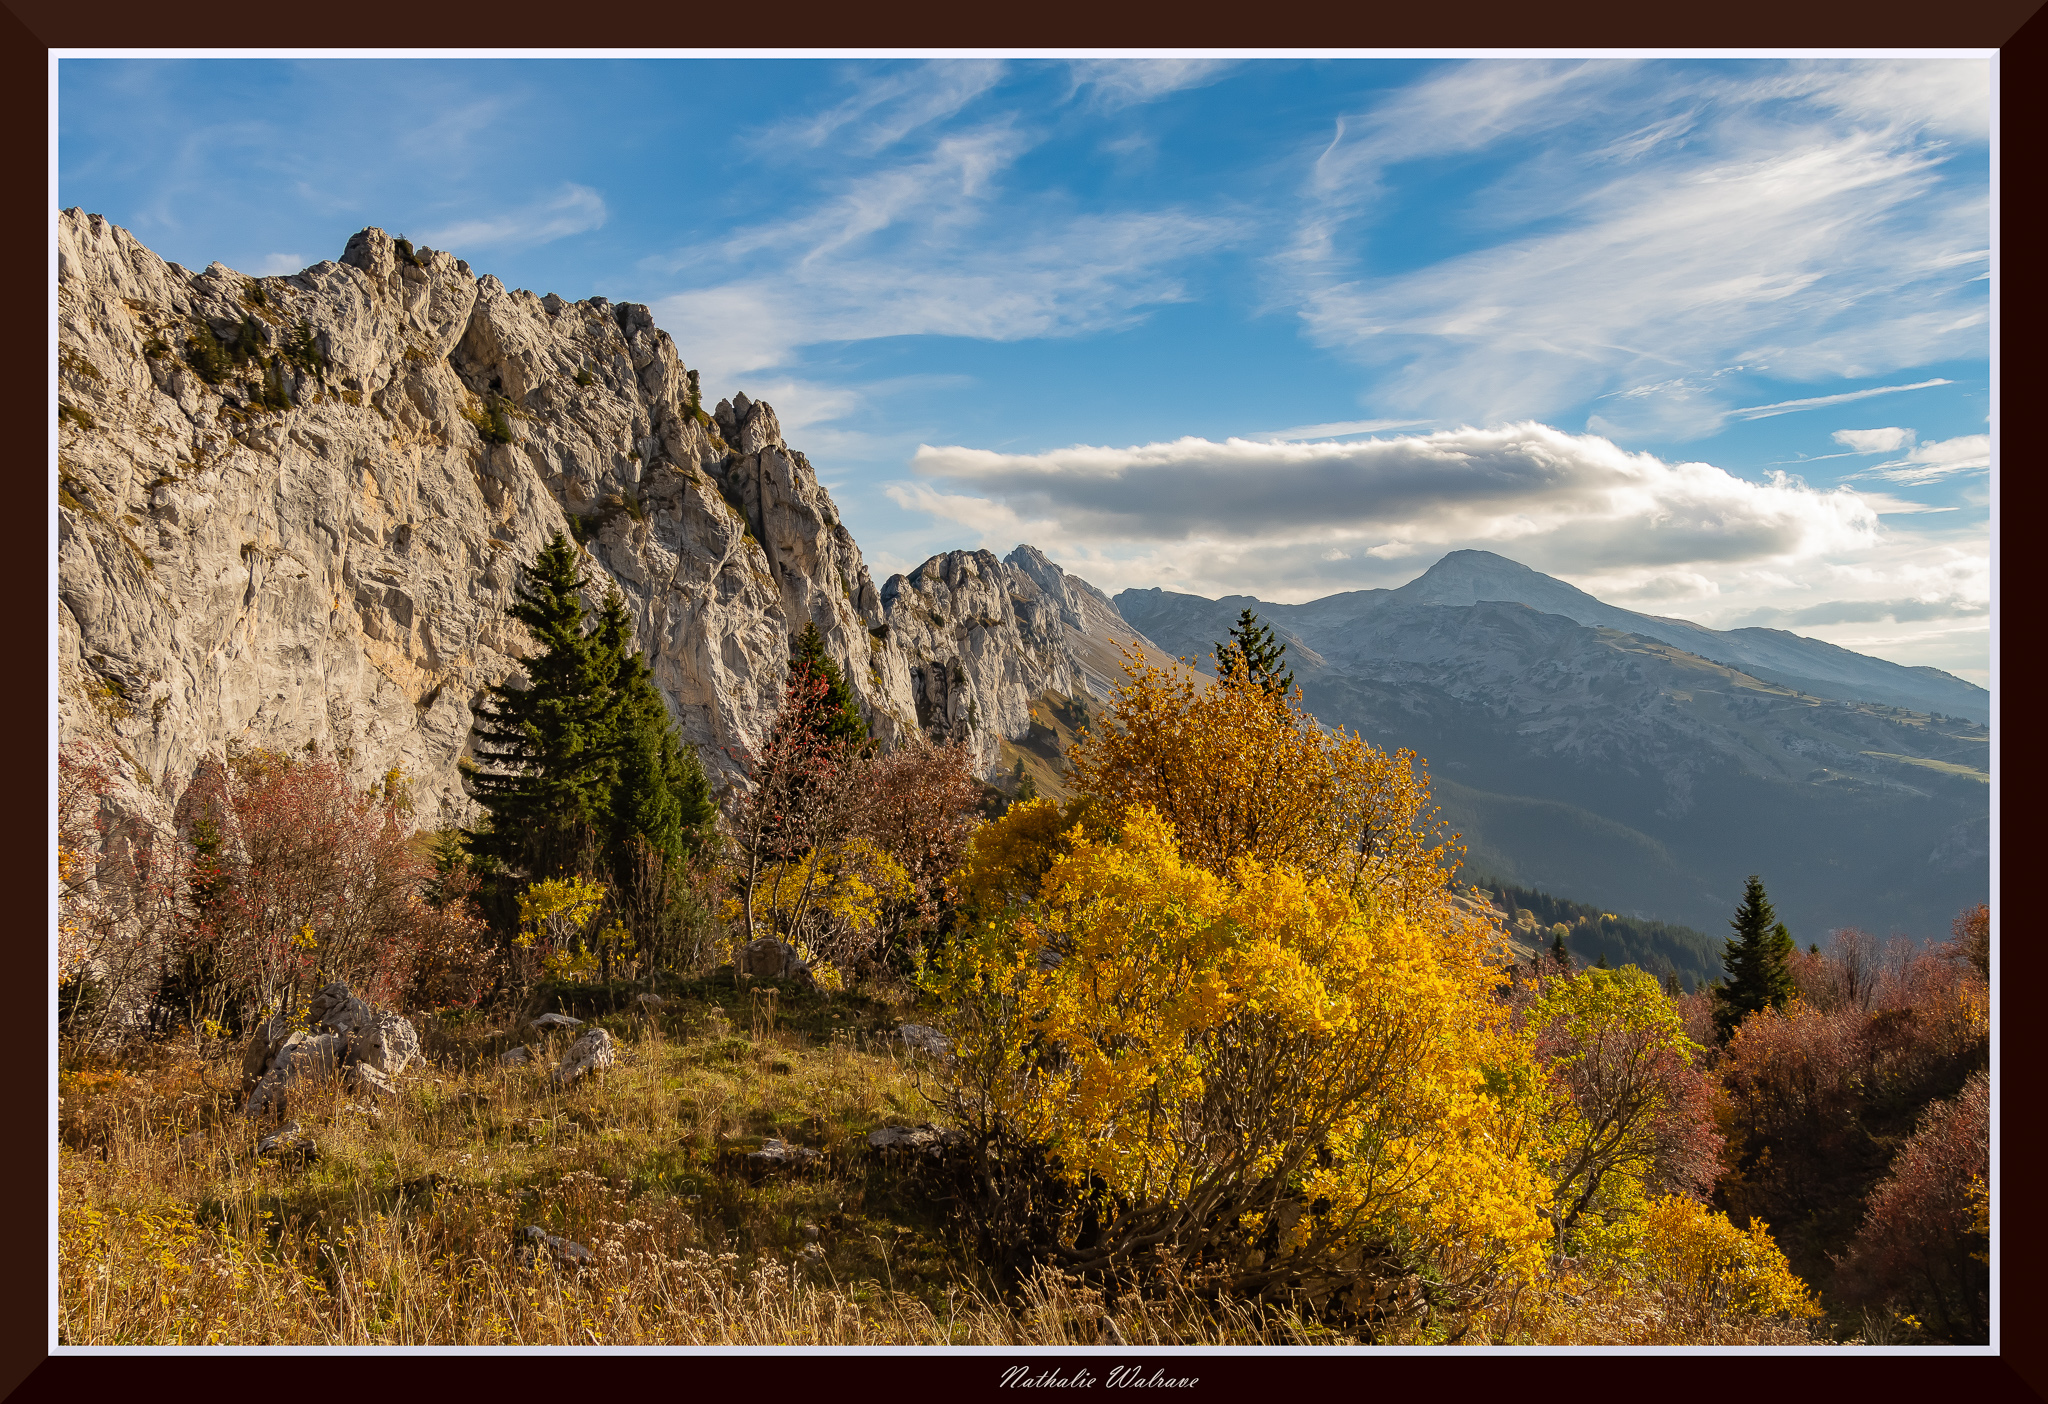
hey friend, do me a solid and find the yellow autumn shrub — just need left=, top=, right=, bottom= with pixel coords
left=930, top=803, right=1549, bottom=1321
left=1068, top=648, right=1459, bottom=923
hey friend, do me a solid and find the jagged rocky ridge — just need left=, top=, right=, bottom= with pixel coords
left=55, top=211, right=1161, bottom=833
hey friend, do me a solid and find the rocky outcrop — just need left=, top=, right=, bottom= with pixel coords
left=55, top=210, right=917, bottom=829
left=56, top=210, right=1171, bottom=837
left=879, top=545, right=1170, bottom=775
left=241, top=981, right=418, bottom=1118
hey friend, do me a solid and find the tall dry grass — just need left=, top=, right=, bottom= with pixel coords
left=57, top=992, right=1345, bottom=1346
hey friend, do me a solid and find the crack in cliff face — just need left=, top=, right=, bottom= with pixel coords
left=59, top=210, right=1171, bottom=833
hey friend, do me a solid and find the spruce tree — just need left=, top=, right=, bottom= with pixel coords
left=466, top=532, right=716, bottom=890
left=467, top=534, right=616, bottom=879
left=1213, top=608, right=1295, bottom=696
left=1712, top=874, right=1797, bottom=1040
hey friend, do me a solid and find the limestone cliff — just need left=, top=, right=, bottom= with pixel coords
left=879, top=546, right=1174, bottom=777
left=55, top=211, right=1160, bottom=827
left=56, top=210, right=914, bottom=828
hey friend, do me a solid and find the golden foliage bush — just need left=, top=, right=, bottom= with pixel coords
left=1068, top=649, right=1459, bottom=923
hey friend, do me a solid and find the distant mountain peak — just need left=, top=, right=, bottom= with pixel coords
left=1394, top=549, right=1600, bottom=611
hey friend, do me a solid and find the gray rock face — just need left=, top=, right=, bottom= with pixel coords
left=878, top=546, right=1170, bottom=776
left=56, top=210, right=917, bottom=831
left=57, top=210, right=1168, bottom=858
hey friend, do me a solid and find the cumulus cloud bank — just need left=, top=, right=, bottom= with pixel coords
left=904, top=423, right=1882, bottom=572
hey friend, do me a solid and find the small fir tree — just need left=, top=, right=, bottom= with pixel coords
left=1213, top=608, right=1295, bottom=695
left=1713, top=874, right=1797, bottom=1040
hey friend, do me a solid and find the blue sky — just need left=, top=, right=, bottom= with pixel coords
left=56, top=56, right=1993, bottom=683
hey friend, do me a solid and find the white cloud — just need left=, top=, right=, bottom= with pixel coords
left=252, top=252, right=305, bottom=275
left=904, top=422, right=1883, bottom=577
left=1831, top=426, right=1915, bottom=453
left=1851, top=433, right=1991, bottom=486
left=1280, top=60, right=1990, bottom=434
left=1067, top=59, right=1239, bottom=110
left=419, top=183, right=607, bottom=253
left=651, top=126, right=1243, bottom=383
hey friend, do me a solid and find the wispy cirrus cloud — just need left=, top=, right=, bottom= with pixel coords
left=1730, top=379, right=1954, bottom=421
left=1067, top=58, right=1239, bottom=110
left=1279, top=59, right=1990, bottom=438
left=652, top=123, right=1244, bottom=384
left=749, top=61, right=1009, bottom=154
left=1251, top=417, right=1433, bottom=442
left=419, top=182, right=607, bottom=252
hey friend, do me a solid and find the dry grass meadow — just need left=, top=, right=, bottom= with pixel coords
left=56, top=977, right=1346, bottom=1347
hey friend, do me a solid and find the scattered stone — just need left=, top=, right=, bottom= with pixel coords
left=529, top=1012, right=585, bottom=1033
left=867, top=1123, right=964, bottom=1155
left=736, top=936, right=813, bottom=984
left=552, top=1027, right=617, bottom=1087
left=520, top=1225, right=592, bottom=1270
left=634, top=993, right=665, bottom=1011
left=500, top=1045, right=532, bottom=1066
left=746, top=1137, right=822, bottom=1170
left=800, top=1222, right=821, bottom=1242
left=896, top=1023, right=952, bottom=1057
left=257, top=1122, right=317, bottom=1163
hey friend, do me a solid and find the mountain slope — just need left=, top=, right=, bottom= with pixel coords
left=1116, top=562, right=1989, bottom=939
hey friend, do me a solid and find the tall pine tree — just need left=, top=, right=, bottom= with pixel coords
left=467, top=533, right=617, bottom=879
left=1213, top=608, right=1295, bottom=696
left=466, top=533, right=716, bottom=917
left=1712, top=874, right=1797, bottom=1040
